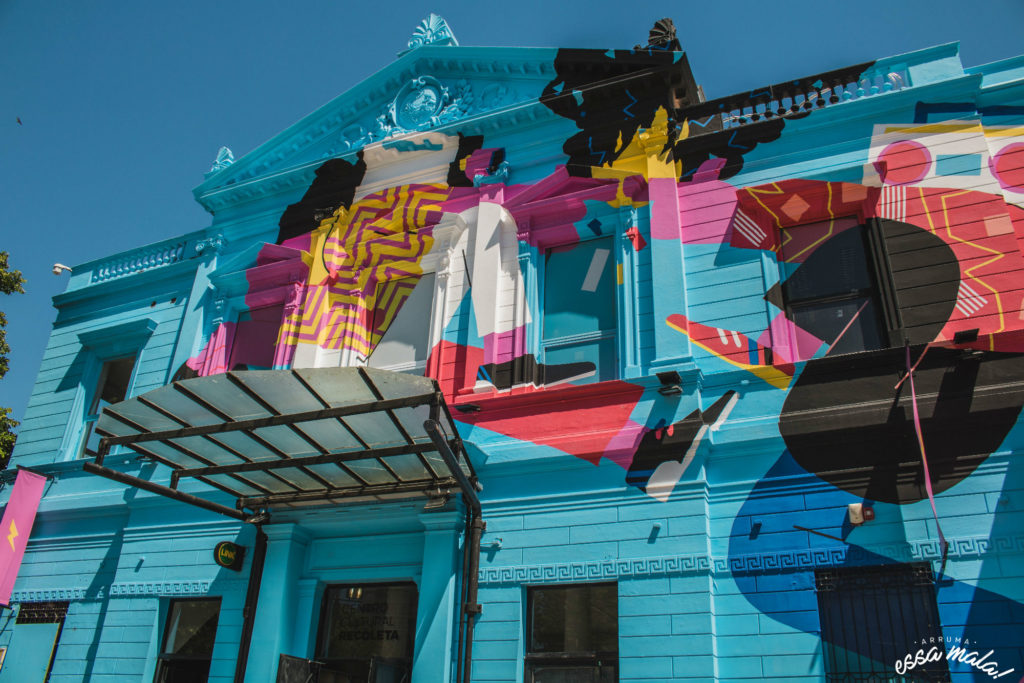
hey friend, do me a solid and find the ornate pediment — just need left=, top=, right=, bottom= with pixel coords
left=194, top=46, right=561, bottom=211
left=325, top=75, right=518, bottom=159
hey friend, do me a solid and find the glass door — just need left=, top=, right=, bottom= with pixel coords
left=316, top=583, right=418, bottom=683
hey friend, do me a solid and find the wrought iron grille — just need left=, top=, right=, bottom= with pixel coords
left=16, top=601, right=69, bottom=624
left=815, top=563, right=950, bottom=682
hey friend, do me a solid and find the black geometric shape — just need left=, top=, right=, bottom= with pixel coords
left=878, top=218, right=961, bottom=346
left=477, top=354, right=595, bottom=391
left=540, top=48, right=686, bottom=174
left=276, top=153, right=367, bottom=244
left=447, top=134, right=485, bottom=187
left=779, top=226, right=880, bottom=346
left=764, top=281, right=784, bottom=310
left=171, top=362, right=199, bottom=383
left=780, top=346, right=1024, bottom=504
left=674, top=119, right=789, bottom=183
left=626, top=391, right=736, bottom=491
left=776, top=220, right=961, bottom=350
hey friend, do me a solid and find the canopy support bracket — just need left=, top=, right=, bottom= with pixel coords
left=82, top=462, right=254, bottom=523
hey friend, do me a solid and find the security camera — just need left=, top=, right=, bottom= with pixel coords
left=52, top=263, right=72, bottom=276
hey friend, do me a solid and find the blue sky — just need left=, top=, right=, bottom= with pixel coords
left=2, top=0, right=1024, bottom=428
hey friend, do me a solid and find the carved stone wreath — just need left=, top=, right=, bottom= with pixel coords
left=332, top=77, right=512, bottom=154
left=392, top=76, right=448, bottom=130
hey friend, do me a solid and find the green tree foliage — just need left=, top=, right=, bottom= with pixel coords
left=1, top=251, right=26, bottom=464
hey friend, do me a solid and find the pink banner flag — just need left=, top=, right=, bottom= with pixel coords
left=0, top=469, right=48, bottom=606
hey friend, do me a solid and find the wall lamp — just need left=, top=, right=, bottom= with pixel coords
left=52, top=263, right=72, bottom=276
left=656, top=371, right=683, bottom=396
left=953, top=328, right=984, bottom=361
left=953, top=328, right=979, bottom=344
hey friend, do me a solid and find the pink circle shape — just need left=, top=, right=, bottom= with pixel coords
left=876, top=140, right=932, bottom=185
left=990, top=142, right=1024, bottom=194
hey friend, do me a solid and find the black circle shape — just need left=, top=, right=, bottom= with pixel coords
left=781, top=346, right=1024, bottom=504
left=779, top=220, right=1024, bottom=503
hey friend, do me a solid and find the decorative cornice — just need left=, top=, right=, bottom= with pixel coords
left=10, top=580, right=214, bottom=603
left=194, top=99, right=562, bottom=214
left=478, top=534, right=1024, bottom=585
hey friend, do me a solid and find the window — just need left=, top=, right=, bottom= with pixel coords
left=154, top=598, right=221, bottom=683
left=80, top=355, right=136, bottom=457
left=315, top=582, right=418, bottom=682
left=367, top=273, right=435, bottom=373
left=778, top=218, right=888, bottom=361
left=72, top=318, right=154, bottom=461
left=228, top=303, right=285, bottom=370
left=0, top=602, right=68, bottom=682
left=542, top=238, right=617, bottom=384
left=815, top=563, right=948, bottom=682
left=526, top=583, right=618, bottom=682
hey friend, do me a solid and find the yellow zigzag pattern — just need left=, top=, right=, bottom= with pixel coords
left=280, top=184, right=446, bottom=355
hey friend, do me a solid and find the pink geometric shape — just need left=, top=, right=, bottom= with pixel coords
left=483, top=326, right=527, bottom=365
left=678, top=161, right=739, bottom=245
left=603, top=419, right=647, bottom=469
left=780, top=194, right=810, bottom=222
left=758, top=312, right=825, bottom=363
left=990, top=142, right=1024, bottom=193
left=876, top=140, right=932, bottom=185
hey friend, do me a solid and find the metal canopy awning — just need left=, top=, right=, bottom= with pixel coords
left=83, top=367, right=477, bottom=522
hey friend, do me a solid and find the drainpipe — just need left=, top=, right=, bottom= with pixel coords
left=462, top=510, right=484, bottom=683
left=234, top=525, right=268, bottom=683
left=454, top=504, right=472, bottom=683
left=423, top=419, right=483, bottom=683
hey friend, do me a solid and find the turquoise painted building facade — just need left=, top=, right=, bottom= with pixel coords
left=4, top=16, right=1024, bottom=682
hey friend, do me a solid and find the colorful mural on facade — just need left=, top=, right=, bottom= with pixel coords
left=10, top=19, right=1024, bottom=680
left=172, top=39, right=1024, bottom=675
left=182, top=59, right=1024, bottom=489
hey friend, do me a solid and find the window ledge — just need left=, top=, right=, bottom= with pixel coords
left=77, top=318, right=157, bottom=350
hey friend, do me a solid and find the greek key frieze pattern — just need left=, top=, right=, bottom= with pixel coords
left=9, top=587, right=87, bottom=602
left=11, top=581, right=212, bottom=602
left=108, top=581, right=212, bottom=597
left=477, top=535, right=1021, bottom=585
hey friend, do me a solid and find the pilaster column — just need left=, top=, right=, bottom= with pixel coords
left=167, top=236, right=225, bottom=380
left=411, top=509, right=462, bottom=683
left=244, top=523, right=311, bottom=683
left=639, top=127, right=693, bottom=371
left=289, top=578, right=320, bottom=660
left=273, top=280, right=305, bottom=369
left=473, top=184, right=507, bottom=366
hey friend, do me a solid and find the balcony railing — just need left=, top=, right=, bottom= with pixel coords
left=675, top=60, right=910, bottom=136
left=90, top=238, right=190, bottom=284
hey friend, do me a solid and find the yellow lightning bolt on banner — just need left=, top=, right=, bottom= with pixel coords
left=0, top=469, right=47, bottom=604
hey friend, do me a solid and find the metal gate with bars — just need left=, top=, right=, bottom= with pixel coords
left=815, top=562, right=950, bottom=682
